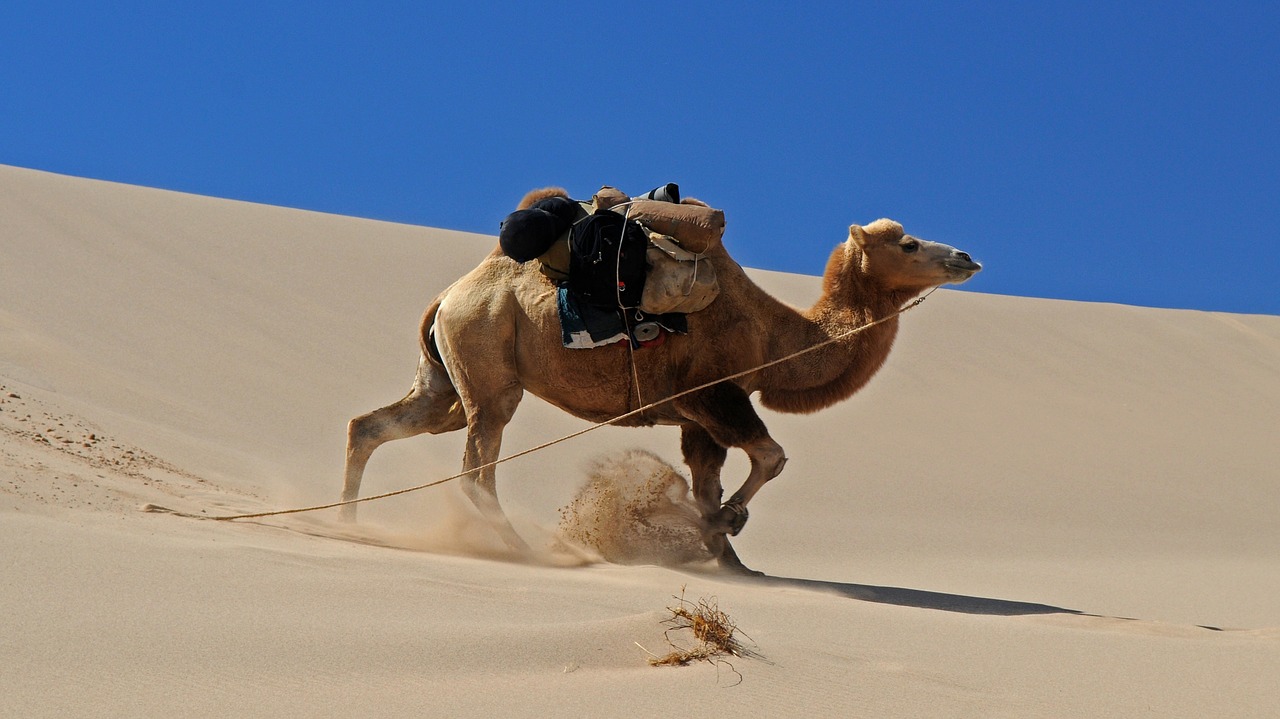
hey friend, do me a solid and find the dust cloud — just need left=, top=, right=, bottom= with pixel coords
left=557, top=449, right=712, bottom=566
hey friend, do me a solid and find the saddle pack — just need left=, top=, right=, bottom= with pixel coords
left=567, top=209, right=650, bottom=309
left=498, top=183, right=724, bottom=317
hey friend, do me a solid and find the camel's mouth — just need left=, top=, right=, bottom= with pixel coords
left=942, top=258, right=982, bottom=282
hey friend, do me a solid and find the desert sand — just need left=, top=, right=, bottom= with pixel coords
left=2, top=164, right=1277, bottom=717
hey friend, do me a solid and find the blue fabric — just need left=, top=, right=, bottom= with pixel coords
left=558, top=287, right=627, bottom=348
left=557, top=287, right=687, bottom=349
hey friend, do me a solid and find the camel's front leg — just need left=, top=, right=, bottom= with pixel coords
left=680, top=423, right=755, bottom=573
left=710, top=435, right=787, bottom=535
left=676, top=384, right=787, bottom=574
left=679, top=424, right=728, bottom=518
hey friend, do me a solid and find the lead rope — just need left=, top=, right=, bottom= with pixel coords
left=144, top=290, right=941, bottom=524
left=144, top=286, right=938, bottom=522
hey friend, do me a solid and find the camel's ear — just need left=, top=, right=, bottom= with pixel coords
left=848, top=224, right=869, bottom=248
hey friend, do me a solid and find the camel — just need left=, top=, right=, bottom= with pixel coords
left=341, top=189, right=981, bottom=573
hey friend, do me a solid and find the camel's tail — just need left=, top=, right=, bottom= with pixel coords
left=413, top=296, right=466, bottom=429
left=418, top=295, right=449, bottom=368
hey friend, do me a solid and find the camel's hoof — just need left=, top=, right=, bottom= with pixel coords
left=715, top=545, right=763, bottom=577
left=719, top=557, right=764, bottom=577
left=711, top=502, right=749, bottom=536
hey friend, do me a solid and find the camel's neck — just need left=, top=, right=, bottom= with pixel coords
left=756, top=243, right=915, bottom=414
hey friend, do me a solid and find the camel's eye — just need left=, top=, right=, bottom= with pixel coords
left=900, top=240, right=919, bottom=253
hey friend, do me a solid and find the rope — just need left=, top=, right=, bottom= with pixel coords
left=625, top=313, right=645, bottom=409
left=144, top=284, right=940, bottom=523
left=615, top=203, right=646, bottom=410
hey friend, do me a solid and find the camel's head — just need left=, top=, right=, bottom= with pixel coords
left=847, top=219, right=982, bottom=292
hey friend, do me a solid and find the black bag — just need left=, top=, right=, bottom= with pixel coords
left=498, top=196, right=583, bottom=262
left=568, top=210, right=649, bottom=309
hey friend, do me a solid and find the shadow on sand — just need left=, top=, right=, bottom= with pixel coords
left=722, top=572, right=1087, bottom=617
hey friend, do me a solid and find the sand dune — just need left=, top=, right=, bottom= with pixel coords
left=2, top=164, right=1277, bottom=717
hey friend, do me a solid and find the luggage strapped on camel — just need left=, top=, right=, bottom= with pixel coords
left=498, top=182, right=725, bottom=320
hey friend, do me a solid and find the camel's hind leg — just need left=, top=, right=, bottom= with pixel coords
left=341, top=355, right=467, bottom=521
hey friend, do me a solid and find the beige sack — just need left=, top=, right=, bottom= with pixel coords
left=623, top=199, right=725, bottom=254
left=536, top=236, right=571, bottom=282
left=591, top=187, right=726, bottom=254
left=591, top=186, right=629, bottom=211
left=640, top=232, right=720, bottom=315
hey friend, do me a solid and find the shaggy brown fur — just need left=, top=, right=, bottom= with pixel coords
left=342, top=192, right=980, bottom=573
left=516, top=186, right=570, bottom=210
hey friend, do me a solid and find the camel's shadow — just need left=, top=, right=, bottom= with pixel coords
left=715, top=572, right=1085, bottom=617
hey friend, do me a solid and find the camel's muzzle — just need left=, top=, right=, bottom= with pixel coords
left=942, top=250, right=982, bottom=281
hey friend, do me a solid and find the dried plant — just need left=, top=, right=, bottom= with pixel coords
left=639, top=587, right=765, bottom=684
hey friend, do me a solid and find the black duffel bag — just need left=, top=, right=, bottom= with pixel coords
left=568, top=210, right=649, bottom=309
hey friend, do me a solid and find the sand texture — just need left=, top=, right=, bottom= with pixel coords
left=2, top=164, right=1278, bottom=717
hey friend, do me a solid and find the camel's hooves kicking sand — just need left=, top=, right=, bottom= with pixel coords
left=710, top=502, right=749, bottom=536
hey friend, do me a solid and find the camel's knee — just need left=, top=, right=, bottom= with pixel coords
left=341, top=415, right=382, bottom=522
left=349, top=387, right=464, bottom=452
left=342, top=398, right=437, bottom=512
left=750, top=438, right=788, bottom=481
left=718, top=437, right=787, bottom=524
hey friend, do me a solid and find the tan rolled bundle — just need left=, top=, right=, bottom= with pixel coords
left=590, top=187, right=726, bottom=254
left=622, top=200, right=725, bottom=254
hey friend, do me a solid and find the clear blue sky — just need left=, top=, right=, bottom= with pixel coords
left=3, top=2, right=1277, bottom=315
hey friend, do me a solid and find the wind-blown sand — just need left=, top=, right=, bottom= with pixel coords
left=2, top=164, right=1277, bottom=717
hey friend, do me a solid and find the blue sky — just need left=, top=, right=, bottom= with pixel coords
left=3, top=2, right=1277, bottom=315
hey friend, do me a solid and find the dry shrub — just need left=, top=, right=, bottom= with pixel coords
left=642, top=587, right=764, bottom=683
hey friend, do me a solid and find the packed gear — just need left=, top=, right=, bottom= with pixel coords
left=498, top=183, right=724, bottom=346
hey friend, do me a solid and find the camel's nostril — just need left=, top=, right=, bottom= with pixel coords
left=955, top=251, right=972, bottom=263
